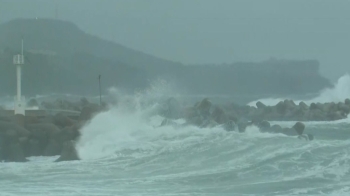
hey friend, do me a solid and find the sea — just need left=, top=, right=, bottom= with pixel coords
left=0, top=75, right=350, bottom=196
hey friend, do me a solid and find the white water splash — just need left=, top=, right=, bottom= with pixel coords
left=249, top=74, right=350, bottom=106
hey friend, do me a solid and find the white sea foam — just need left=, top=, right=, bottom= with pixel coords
left=249, top=74, right=350, bottom=107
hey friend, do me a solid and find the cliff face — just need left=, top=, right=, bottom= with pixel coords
left=0, top=19, right=331, bottom=96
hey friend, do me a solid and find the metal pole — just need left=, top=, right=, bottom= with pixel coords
left=98, top=74, right=102, bottom=106
left=21, top=39, right=23, bottom=56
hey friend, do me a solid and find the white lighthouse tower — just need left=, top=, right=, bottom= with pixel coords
left=13, top=39, right=26, bottom=115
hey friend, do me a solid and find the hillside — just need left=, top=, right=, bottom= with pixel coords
left=0, top=19, right=332, bottom=97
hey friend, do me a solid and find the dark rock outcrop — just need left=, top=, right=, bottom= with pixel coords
left=55, top=141, right=80, bottom=162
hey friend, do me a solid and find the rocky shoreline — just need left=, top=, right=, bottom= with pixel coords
left=1, top=97, right=349, bottom=163
left=0, top=98, right=103, bottom=162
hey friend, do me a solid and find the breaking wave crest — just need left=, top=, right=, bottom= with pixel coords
left=249, top=74, right=350, bottom=106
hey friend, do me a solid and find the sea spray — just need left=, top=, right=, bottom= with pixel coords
left=249, top=74, right=350, bottom=106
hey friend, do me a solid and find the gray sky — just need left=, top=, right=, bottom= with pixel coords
left=1, top=0, right=350, bottom=81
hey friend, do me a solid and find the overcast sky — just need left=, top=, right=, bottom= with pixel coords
left=1, top=0, right=350, bottom=81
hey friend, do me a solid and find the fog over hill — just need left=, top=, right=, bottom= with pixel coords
left=0, top=19, right=331, bottom=98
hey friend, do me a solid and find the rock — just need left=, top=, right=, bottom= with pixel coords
left=237, top=118, right=250, bottom=133
left=79, top=104, right=101, bottom=122
left=27, top=99, right=39, bottom=108
left=200, top=119, right=218, bottom=128
left=345, top=98, right=350, bottom=105
left=29, top=139, right=42, bottom=156
left=256, top=101, right=266, bottom=109
left=5, top=129, right=18, bottom=141
left=12, top=114, right=25, bottom=127
left=309, top=109, right=326, bottom=121
left=327, top=111, right=344, bottom=121
left=284, top=99, right=296, bottom=109
left=196, top=98, right=212, bottom=117
left=26, top=123, right=61, bottom=140
left=276, top=101, right=287, bottom=114
left=44, top=139, right=61, bottom=156
left=24, top=116, right=40, bottom=125
left=80, top=97, right=89, bottom=108
left=25, top=123, right=62, bottom=156
left=310, top=103, right=318, bottom=110
left=270, top=124, right=283, bottom=133
left=8, top=143, right=28, bottom=162
left=59, top=125, right=81, bottom=144
left=38, top=115, right=55, bottom=124
left=299, top=102, right=308, bottom=110
left=162, top=97, right=182, bottom=119
left=53, top=113, right=76, bottom=128
left=211, top=106, right=228, bottom=124
left=292, top=122, right=305, bottom=135
left=55, top=141, right=80, bottom=162
left=223, top=120, right=236, bottom=131
left=307, top=133, right=314, bottom=141
left=0, top=121, right=31, bottom=137
left=18, top=137, right=30, bottom=157
left=258, top=120, right=271, bottom=132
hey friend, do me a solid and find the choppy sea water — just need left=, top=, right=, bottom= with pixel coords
left=1, top=75, right=350, bottom=196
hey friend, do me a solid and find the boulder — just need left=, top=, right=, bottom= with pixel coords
left=59, top=125, right=81, bottom=144
left=270, top=124, right=283, bottom=134
left=327, top=111, right=344, bottom=121
left=211, top=106, right=228, bottom=124
left=298, top=102, right=308, bottom=110
left=0, top=121, right=31, bottom=137
left=18, top=137, right=30, bottom=157
left=12, top=114, right=25, bottom=127
left=200, top=119, right=218, bottom=128
left=29, top=139, right=42, bottom=156
left=276, top=101, right=287, bottom=114
left=79, top=104, right=101, bottom=122
left=337, top=103, right=350, bottom=114
left=345, top=98, right=350, bottom=105
left=26, top=123, right=61, bottom=140
left=223, top=120, right=236, bottom=131
left=256, top=101, right=266, bottom=109
left=195, top=98, right=212, bottom=117
left=44, top=139, right=61, bottom=156
left=55, top=141, right=80, bottom=162
left=53, top=113, right=76, bottom=128
left=258, top=120, right=271, bottom=132
left=24, top=116, right=40, bottom=125
left=309, top=103, right=318, bottom=110
left=7, top=142, right=28, bottom=162
left=307, top=133, right=314, bottom=141
left=27, top=99, right=39, bottom=108
left=80, top=97, right=90, bottom=108
left=309, top=109, right=326, bottom=121
left=162, top=97, right=182, bottom=119
left=292, top=122, right=305, bottom=135
left=284, top=99, right=296, bottom=109
left=237, top=118, right=250, bottom=133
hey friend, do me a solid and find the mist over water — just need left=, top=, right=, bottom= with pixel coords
left=1, top=76, right=350, bottom=195
left=249, top=74, right=350, bottom=107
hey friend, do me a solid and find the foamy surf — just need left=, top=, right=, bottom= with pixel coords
left=249, top=74, right=350, bottom=106
left=1, top=76, right=350, bottom=195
